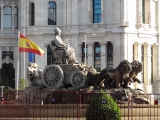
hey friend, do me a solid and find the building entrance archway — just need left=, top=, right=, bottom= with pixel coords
left=1, top=63, right=15, bottom=89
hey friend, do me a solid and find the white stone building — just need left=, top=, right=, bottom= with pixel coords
left=0, top=0, right=160, bottom=93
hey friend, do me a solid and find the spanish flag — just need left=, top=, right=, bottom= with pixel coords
left=19, top=34, right=45, bottom=56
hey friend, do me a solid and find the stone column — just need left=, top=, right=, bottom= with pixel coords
left=71, top=35, right=79, bottom=60
left=132, top=42, right=138, bottom=89
left=137, top=43, right=143, bottom=90
left=149, top=0, right=154, bottom=28
left=72, top=0, right=78, bottom=29
left=120, top=33, right=128, bottom=61
left=78, top=43, right=83, bottom=64
left=101, top=0, right=104, bottom=23
left=100, top=43, right=107, bottom=70
left=152, top=43, right=157, bottom=82
left=87, top=43, right=94, bottom=67
left=138, top=0, right=142, bottom=29
left=147, top=44, right=152, bottom=93
left=20, top=0, right=26, bottom=28
left=157, top=0, right=160, bottom=79
left=120, top=0, right=128, bottom=26
left=42, top=44, right=48, bottom=69
left=66, top=0, right=71, bottom=30
left=63, top=0, right=67, bottom=29
left=87, top=0, right=91, bottom=23
left=143, top=43, right=148, bottom=93
left=11, top=6, right=14, bottom=29
left=133, top=42, right=138, bottom=60
left=14, top=47, right=18, bottom=90
left=1, top=6, right=3, bottom=29
left=152, top=43, right=158, bottom=93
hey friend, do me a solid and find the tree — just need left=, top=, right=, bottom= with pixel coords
left=86, top=89, right=121, bottom=120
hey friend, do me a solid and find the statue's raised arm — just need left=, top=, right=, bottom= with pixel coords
left=50, top=28, right=78, bottom=64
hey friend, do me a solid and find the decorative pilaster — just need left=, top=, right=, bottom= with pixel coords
left=87, top=43, right=94, bottom=67
left=149, top=0, right=153, bottom=29
left=78, top=43, right=83, bottom=64
left=101, top=0, right=104, bottom=23
left=152, top=43, right=157, bottom=83
left=137, top=43, right=142, bottom=89
left=87, top=0, right=91, bottom=23
left=119, top=0, right=128, bottom=27
left=120, top=33, right=128, bottom=61
left=100, top=43, right=107, bottom=69
left=143, top=43, right=148, bottom=92
left=133, top=42, right=138, bottom=60
left=137, top=0, right=143, bottom=29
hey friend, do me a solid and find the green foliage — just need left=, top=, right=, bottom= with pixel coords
left=86, top=89, right=121, bottom=120
left=18, top=78, right=28, bottom=90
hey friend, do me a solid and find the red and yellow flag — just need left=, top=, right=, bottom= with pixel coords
left=19, top=34, right=45, bottom=56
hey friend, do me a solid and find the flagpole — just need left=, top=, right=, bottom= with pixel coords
left=23, top=29, right=26, bottom=83
left=16, top=31, right=20, bottom=91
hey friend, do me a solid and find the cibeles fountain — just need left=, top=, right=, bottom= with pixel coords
left=25, top=28, right=152, bottom=104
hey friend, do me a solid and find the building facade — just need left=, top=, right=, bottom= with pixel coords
left=0, top=0, right=160, bottom=93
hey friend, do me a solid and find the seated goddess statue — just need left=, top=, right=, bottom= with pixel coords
left=50, top=27, right=78, bottom=64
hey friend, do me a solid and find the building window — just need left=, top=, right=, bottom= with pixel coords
left=14, top=6, right=18, bottom=29
left=2, top=51, right=13, bottom=60
left=28, top=53, right=35, bottom=63
left=3, top=6, right=12, bottom=29
left=94, top=42, right=101, bottom=71
left=107, top=42, right=113, bottom=69
left=141, top=45, right=144, bottom=83
left=29, top=3, right=34, bottom=26
left=48, top=1, right=56, bottom=25
left=47, top=45, right=55, bottom=65
left=93, top=0, right=101, bottom=23
left=142, top=0, right=148, bottom=24
left=82, top=42, right=88, bottom=64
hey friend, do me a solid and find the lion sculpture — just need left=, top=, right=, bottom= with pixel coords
left=122, top=60, right=142, bottom=88
left=94, top=60, right=132, bottom=89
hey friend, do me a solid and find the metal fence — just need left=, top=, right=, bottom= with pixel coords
left=0, top=90, right=160, bottom=120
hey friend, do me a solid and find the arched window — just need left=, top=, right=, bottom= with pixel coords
left=82, top=42, right=88, bottom=64
left=107, top=42, right=113, bottom=69
left=29, top=3, right=34, bottom=26
left=48, top=1, right=56, bottom=25
left=93, top=0, right=101, bottom=23
left=94, top=42, right=101, bottom=71
left=47, top=45, right=55, bottom=65
left=14, top=6, right=18, bottom=29
left=3, top=6, right=12, bottom=29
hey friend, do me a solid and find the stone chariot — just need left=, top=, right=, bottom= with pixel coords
left=41, top=63, right=97, bottom=89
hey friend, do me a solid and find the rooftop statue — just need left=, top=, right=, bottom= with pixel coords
left=50, top=27, right=78, bottom=64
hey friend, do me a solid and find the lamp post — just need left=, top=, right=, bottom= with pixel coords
left=84, top=35, right=86, bottom=64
